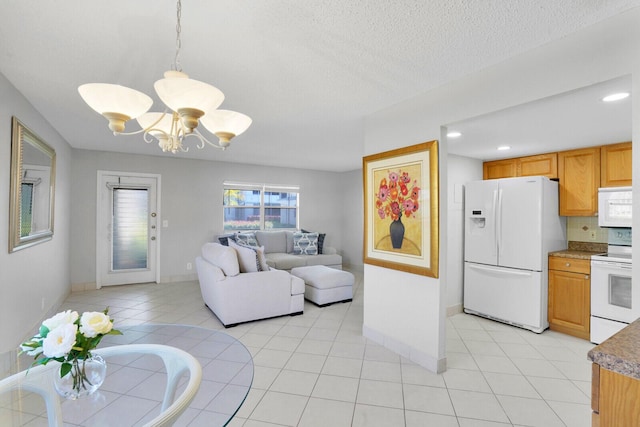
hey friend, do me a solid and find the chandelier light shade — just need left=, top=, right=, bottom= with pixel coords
left=77, top=0, right=251, bottom=153
left=153, top=70, right=225, bottom=131
left=78, top=84, right=153, bottom=133
left=200, top=110, right=253, bottom=147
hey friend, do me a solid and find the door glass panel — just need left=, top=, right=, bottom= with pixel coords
left=112, top=188, right=148, bottom=271
left=609, top=274, right=632, bottom=309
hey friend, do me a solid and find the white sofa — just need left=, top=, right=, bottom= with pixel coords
left=195, top=242, right=305, bottom=327
left=254, top=230, right=342, bottom=271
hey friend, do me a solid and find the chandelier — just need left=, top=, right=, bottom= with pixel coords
left=78, top=0, right=251, bottom=153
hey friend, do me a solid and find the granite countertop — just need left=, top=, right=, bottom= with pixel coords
left=588, top=319, right=640, bottom=380
left=548, top=241, right=607, bottom=260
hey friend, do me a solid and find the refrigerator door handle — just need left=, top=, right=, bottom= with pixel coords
left=467, top=263, right=533, bottom=277
left=492, top=189, right=498, bottom=258
left=496, top=188, right=503, bottom=260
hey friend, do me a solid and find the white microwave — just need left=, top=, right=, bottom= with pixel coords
left=598, top=187, right=632, bottom=227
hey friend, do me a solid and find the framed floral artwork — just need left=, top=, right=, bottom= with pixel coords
left=363, top=140, right=439, bottom=277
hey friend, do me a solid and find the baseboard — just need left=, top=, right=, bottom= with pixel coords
left=447, top=303, right=463, bottom=317
left=160, top=273, right=199, bottom=283
left=72, top=282, right=98, bottom=292
left=362, top=325, right=446, bottom=374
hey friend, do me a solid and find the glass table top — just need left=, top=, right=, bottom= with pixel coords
left=0, top=324, right=254, bottom=426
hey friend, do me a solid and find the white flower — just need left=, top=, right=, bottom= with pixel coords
left=42, top=324, right=77, bottom=358
left=42, top=310, right=79, bottom=332
left=79, top=311, right=113, bottom=338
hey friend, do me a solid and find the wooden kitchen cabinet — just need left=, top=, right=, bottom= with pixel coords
left=558, top=147, right=600, bottom=216
left=548, top=256, right=591, bottom=340
left=483, top=158, right=517, bottom=179
left=601, top=141, right=632, bottom=187
left=517, top=153, right=558, bottom=179
left=592, top=364, right=640, bottom=426
left=483, top=153, right=557, bottom=180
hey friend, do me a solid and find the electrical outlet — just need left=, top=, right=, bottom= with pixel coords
left=187, top=262, right=192, bottom=270
left=590, top=230, right=597, bottom=240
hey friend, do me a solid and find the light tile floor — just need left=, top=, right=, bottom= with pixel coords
left=55, top=268, right=594, bottom=426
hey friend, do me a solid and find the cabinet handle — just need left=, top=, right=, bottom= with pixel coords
left=565, top=262, right=571, bottom=267
left=585, top=275, right=589, bottom=279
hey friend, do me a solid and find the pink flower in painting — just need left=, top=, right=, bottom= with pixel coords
left=403, top=199, right=415, bottom=216
left=388, top=172, right=399, bottom=183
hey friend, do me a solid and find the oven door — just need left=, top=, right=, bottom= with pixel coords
left=591, top=259, right=634, bottom=323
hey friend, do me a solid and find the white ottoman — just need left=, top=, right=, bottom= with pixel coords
left=290, top=265, right=354, bottom=306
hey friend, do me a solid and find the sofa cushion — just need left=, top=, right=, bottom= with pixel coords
left=255, top=230, right=287, bottom=254
left=300, top=253, right=343, bottom=267
left=201, top=242, right=240, bottom=277
left=264, top=253, right=307, bottom=270
left=229, top=240, right=261, bottom=273
left=292, top=232, right=318, bottom=255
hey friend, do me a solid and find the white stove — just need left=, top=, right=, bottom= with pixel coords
left=591, top=245, right=632, bottom=263
left=591, top=238, right=634, bottom=344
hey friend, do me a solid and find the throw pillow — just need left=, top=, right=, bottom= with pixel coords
left=292, top=232, right=319, bottom=255
left=229, top=240, right=260, bottom=273
left=234, top=232, right=259, bottom=247
left=201, top=243, right=240, bottom=277
left=301, top=229, right=326, bottom=254
left=217, top=235, right=233, bottom=246
left=235, top=239, right=270, bottom=272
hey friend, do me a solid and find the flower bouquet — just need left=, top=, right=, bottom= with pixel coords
left=376, top=169, right=420, bottom=248
left=20, top=308, right=122, bottom=399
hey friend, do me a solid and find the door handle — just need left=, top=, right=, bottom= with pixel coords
left=151, top=236, right=156, bottom=241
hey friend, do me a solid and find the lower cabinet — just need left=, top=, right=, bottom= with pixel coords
left=592, top=364, right=640, bottom=426
left=548, top=256, right=591, bottom=340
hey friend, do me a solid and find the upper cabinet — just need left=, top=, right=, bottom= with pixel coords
left=517, top=153, right=558, bottom=179
left=483, top=153, right=557, bottom=180
left=558, top=147, right=601, bottom=216
left=601, top=141, right=632, bottom=187
left=483, top=159, right=517, bottom=180
left=483, top=142, right=631, bottom=216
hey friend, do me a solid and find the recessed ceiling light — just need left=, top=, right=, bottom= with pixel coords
left=602, top=92, right=630, bottom=102
left=447, top=131, right=462, bottom=138
left=497, top=145, right=511, bottom=151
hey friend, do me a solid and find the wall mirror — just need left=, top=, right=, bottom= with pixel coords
left=9, top=117, right=56, bottom=252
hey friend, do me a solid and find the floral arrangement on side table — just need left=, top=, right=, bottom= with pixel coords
left=20, top=308, right=122, bottom=399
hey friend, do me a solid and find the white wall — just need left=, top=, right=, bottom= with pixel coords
left=70, top=149, right=361, bottom=287
left=446, top=155, right=483, bottom=314
left=341, top=169, right=364, bottom=269
left=362, top=8, right=640, bottom=372
left=0, top=73, right=72, bottom=353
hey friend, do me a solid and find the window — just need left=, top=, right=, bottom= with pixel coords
left=223, top=182, right=299, bottom=231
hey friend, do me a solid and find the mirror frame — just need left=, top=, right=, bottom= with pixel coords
left=9, top=117, right=56, bottom=253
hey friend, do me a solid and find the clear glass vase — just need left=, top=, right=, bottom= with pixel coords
left=53, top=354, right=107, bottom=400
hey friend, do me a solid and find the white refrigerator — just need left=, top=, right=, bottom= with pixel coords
left=463, top=176, right=566, bottom=333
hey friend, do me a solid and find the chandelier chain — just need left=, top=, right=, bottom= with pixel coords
left=174, top=0, right=183, bottom=72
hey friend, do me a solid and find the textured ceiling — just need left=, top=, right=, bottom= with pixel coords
left=0, top=1, right=638, bottom=171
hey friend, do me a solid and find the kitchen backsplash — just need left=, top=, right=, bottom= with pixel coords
left=608, top=228, right=632, bottom=246
left=566, top=217, right=608, bottom=243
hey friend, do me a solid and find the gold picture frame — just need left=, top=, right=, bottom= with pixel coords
left=8, top=117, right=56, bottom=253
left=363, top=140, right=439, bottom=277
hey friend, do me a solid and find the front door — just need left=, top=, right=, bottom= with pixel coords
left=97, top=171, right=160, bottom=287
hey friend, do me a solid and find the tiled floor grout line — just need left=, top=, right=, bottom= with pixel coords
left=44, top=269, right=594, bottom=427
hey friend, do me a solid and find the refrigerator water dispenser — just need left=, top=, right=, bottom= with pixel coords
left=469, top=210, right=486, bottom=229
